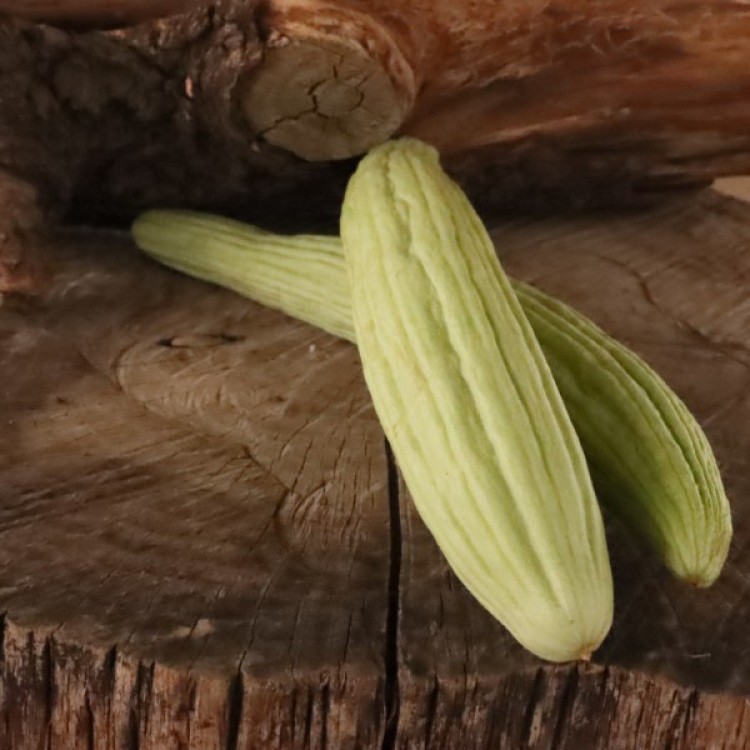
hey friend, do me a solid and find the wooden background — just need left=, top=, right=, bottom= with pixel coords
left=2, top=185, right=750, bottom=747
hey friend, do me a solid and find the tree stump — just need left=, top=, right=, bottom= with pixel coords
left=3, top=1, right=750, bottom=747
left=1, top=189, right=750, bottom=749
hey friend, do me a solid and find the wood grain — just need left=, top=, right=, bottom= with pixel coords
left=3, top=0, right=750, bottom=248
left=3, top=190, right=750, bottom=746
left=0, top=235, right=392, bottom=748
left=0, top=0, right=199, bottom=26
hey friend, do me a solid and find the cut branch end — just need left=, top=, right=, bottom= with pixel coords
left=240, top=2, right=417, bottom=161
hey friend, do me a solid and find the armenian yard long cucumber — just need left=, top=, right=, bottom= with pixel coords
left=337, top=139, right=613, bottom=661
left=133, top=203, right=731, bottom=588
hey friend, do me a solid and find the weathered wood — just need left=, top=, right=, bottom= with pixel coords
left=2, top=189, right=750, bottom=747
left=2, top=0, right=750, bottom=262
left=392, top=192, right=750, bottom=748
left=0, top=0, right=196, bottom=27
left=0, top=232, right=392, bottom=748
left=0, top=173, right=47, bottom=293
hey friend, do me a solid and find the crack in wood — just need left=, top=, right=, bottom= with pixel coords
left=381, top=440, right=402, bottom=750
left=550, top=666, right=580, bottom=750
left=680, top=688, right=700, bottom=747
left=41, top=636, right=53, bottom=750
left=321, top=680, right=331, bottom=749
left=303, top=684, right=314, bottom=750
left=224, top=668, right=244, bottom=750
left=134, top=661, right=154, bottom=750
left=84, top=686, right=94, bottom=750
left=594, top=251, right=750, bottom=372
left=422, top=674, right=439, bottom=749
left=102, top=645, right=118, bottom=749
left=521, top=667, right=546, bottom=746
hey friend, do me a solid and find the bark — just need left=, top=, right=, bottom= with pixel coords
left=0, top=0, right=197, bottom=27
left=0, top=0, right=749, bottom=263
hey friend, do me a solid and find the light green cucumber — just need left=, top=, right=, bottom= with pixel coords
left=336, top=139, right=613, bottom=661
left=133, top=202, right=731, bottom=589
left=514, top=283, right=732, bottom=587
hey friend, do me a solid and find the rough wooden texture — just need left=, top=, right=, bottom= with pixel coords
left=0, top=226, right=391, bottom=748
left=2, top=0, right=750, bottom=247
left=0, top=0, right=196, bottom=27
left=1, top=189, right=750, bottom=747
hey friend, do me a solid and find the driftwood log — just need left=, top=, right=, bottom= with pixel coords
left=2, top=0, right=750, bottom=288
left=3, top=1, right=750, bottom=748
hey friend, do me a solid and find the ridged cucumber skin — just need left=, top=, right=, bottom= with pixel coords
left=132, top=214, right=353, bottom=340
left=133, top=177, right=731, bottom=592
left=514, top=281, right=731, bottom=587
left=336, top=139, right=612, bottom=662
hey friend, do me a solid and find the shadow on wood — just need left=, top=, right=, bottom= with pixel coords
left=1, top=190, right=750, bottom=748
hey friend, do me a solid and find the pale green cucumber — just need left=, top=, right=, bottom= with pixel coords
left=514, top=282, right=732, bottom=587
left=133, top=202, right=732, bottom=589
left=132, top=215, right=353, bottom=340
left=336, top=138, right=612, bottom=661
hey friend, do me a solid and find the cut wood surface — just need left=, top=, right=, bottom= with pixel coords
left=2, top=189, right=750, bottom=748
